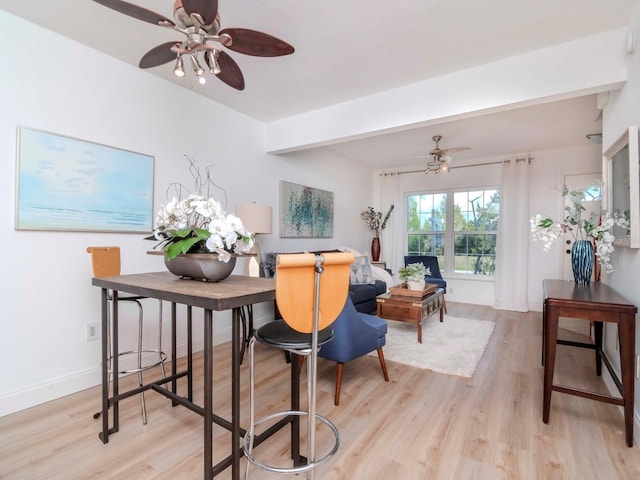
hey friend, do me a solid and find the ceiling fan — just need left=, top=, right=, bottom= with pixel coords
left=412, top=135, right=471, bottom=174
left=92, top=0, right=295, bottom=90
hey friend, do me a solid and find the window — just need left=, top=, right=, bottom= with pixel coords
left=406, top=188, right=499, bottom=277
left=453, top=190, right=499, bottom=276
left=407, top=192, right=447, bottom=268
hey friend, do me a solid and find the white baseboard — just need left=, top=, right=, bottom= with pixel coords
left=0, top=368, right=101, bottom=418
left=0, top=314, right=275, bottom=418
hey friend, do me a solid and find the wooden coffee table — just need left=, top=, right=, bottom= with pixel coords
left=376, top=288, right=445, bottom=343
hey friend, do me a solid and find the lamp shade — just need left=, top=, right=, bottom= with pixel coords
left=235, top=203, right=272, bottom=234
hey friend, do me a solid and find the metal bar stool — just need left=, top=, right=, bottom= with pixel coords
left=243, top=252, right=354, bottom=479
left=87, top=246, right=167, bottom=424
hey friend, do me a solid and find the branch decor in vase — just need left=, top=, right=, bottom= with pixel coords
left=149, top=156, right=254, bottom=281
left=360, top=204, right=394, bottom=261
left=530, top=180, right=628, bottom=284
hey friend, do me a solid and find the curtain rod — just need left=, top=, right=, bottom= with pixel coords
left=379, top=155, right=533, bottom=176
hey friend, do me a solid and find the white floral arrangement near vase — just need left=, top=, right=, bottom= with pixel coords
left=530, top=180, right=628, bottom=274
left=150, top=156, right=254, bottom=263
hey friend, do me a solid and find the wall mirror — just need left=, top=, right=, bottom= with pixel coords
left=603, top=125, right=639, bottom=248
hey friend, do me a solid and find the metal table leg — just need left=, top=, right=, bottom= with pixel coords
left=232, top=307, right=241, bottom=479
left=100, top=288, right=110, bottom=443
left=204, top=309, right=213, bottom=479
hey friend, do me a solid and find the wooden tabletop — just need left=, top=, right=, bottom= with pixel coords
left=543, top=279, right=636, bottom=313
left=92, top=271, right=275, bottom=311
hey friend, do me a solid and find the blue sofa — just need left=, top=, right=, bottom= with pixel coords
left=349, top=281, right=387, bottom=314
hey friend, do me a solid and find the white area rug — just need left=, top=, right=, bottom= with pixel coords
left=371, top=315, right=496, bottom=378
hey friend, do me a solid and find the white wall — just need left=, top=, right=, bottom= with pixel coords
left=266, top=29, right=627, bottom=154
left=0, top=12, right=373, bottom=416
left=601, top=1, right=640, bottom=441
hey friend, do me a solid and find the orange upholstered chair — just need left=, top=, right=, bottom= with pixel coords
left=243, top=252, right=354, bottom=478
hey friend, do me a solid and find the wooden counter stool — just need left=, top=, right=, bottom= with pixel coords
left=87, top=246, right=167, bottom=424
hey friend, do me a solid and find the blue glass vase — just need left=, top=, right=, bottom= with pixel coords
left=571, top=240, right=594, bottom=285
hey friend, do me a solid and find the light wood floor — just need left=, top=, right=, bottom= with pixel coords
left=2, top=303, right=640, bottom=479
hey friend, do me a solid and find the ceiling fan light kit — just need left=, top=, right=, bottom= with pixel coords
left=92, top=0, right=294, bottom=90
left=173, top=55, right=185, bottom=77
left=417, top=135, right=470, bottom=174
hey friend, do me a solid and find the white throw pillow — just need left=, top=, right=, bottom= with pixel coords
left=350, top=254, right=375, bottom=284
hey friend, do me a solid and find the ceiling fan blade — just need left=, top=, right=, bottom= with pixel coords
left=181, top=0, right=218, bottom=26
left=139, top=42, right=179, bottom=69
left=92, top=0, right=175, bottom=27
left=219, top=28, right=295, bottom=57
left=215, top=51, right=245, bottom=90
left=441, top=147, right=471, bottom=154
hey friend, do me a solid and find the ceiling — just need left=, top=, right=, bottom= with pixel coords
left=1, top=0, right=635, bottom=169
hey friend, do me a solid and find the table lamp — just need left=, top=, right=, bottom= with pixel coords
left=235, top=202, right=273, bottom=277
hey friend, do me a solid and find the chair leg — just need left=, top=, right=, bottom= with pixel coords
left=157, top=300, right=167, bottom=382
left=136, top=300, right=147, bottom=425
left=443, top=295, right=448, bottom=314
left=376, top=348, right=389, bottom=382
left=334, top=363, right=344, bottom=406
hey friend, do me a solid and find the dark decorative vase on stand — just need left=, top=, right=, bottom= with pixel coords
left=371, top=236, right=381, bottom=261
left=571, top=240, right=594, bottom=285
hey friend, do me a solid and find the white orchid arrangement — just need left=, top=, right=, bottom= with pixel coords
left=151, top=156, right=253, bottom=262
left=530, top=180, right=628, bottom=273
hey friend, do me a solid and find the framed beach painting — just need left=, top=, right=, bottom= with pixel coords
left=15, top=127, right=154, bottom=233
left=279, top=181, right=334, bottom=238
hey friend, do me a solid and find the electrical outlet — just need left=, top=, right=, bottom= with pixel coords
left=86, top=322, right=98, bottom=341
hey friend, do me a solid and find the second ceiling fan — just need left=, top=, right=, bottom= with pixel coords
left=412, top=135, right=471, bottom=174
left=93, top=0, right=295, bottom=90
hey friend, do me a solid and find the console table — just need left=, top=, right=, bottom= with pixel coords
left=92, top=272, right=301, bottom=479
left=542, top=279, right=637, bottom=447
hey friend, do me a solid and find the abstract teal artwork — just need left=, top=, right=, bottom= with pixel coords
left=279, top=181, right=334, bottom=238
left=15, top=127, right=154, bottom=232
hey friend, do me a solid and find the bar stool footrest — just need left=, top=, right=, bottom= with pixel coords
left=108, top=349, right=168, bottom=375
left=243, top=410, right=340, bottom=475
